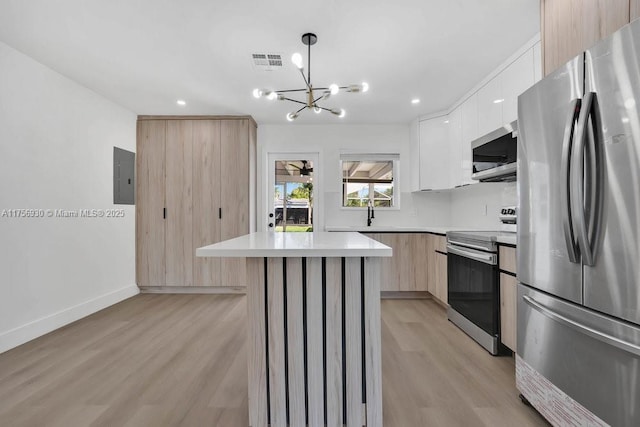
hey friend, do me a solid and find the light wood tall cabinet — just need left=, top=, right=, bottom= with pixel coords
left=633, top=0, right=640, bottom=21
left=541, top=0, right=630, bottom=76
left=136, top=116, right=256, bottom=289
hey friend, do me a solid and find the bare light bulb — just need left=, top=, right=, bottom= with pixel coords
left=286, top=112, right=299, bottom=121
left=252, top=88, right=263, bottom=98
left=330, top=108, right=346, bottom=118
left=291, top=52, right=304, bottom=69
left=329, top=84, right=339, bottom=95
left=314, top=106, right=322, bottom=114
left=361, top=82, right=369, bottom=92
left=266, top=91, right=278, bottom=101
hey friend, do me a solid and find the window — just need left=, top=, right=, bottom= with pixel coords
left=340, top=154, right=398, bottom=208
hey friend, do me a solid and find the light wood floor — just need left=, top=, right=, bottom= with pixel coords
left=0, top=295, right=549, bottom=426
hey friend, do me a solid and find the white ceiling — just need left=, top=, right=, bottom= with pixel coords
left=0, top=0, right=539, bottom=125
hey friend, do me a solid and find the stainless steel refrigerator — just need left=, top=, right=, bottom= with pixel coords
left=517, top=19, right=640, bottom=427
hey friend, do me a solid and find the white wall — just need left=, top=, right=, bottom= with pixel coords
left=0, top=41, right=138, bottom=353
left=449, top=182, right=517, bottom=229
left=257, top=124, right=451, bottom=230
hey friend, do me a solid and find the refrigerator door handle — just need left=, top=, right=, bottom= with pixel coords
left=585, top=92, right=605, bottom=265
left=561, top=98, right=581, bottom=263
left=572, top=92, right=604, bottom=266
left=523, top=295, right=640, bottom=357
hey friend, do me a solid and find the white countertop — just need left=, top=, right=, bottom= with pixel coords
left=325, top=225, right=457, bottom=234
left=196, top=232, right=393, bottom=258
left=496, top=234, right=517, bottom=246
left=326, top=225, right=517, bottom=246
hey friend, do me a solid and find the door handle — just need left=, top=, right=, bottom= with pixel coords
left=523, top=295, right=640, bottom=357
left=561, top=98, right=581, bottom=263
left=572, top=92, right=604, bottom=266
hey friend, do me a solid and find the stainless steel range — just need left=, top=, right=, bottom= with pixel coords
left=446, top=206, right=516, bottom=355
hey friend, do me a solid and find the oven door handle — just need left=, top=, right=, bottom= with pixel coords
left=447, top=238, right=493, bottom=252
left=447, top=245, right=497, bottom=265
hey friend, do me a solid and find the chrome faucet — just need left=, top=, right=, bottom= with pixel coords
left=367, top=199, right=375, bottom=226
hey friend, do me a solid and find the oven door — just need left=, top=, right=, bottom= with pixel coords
left=447, top=244, right=499, bottom=336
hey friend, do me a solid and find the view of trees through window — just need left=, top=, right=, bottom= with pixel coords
left=341, top=158, right=396, bottom=208
left=274, top=159, right=314, bottom=232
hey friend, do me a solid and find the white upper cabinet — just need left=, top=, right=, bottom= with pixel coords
left=447, top=107, right=463, bottom=188
left=419, top=117, right=450, bottom=191
left=460, top=93, right=478, bottom=185
left=409, top=118, right=421, bottom=192
left=410, top=38, right=541, bottom=192
left=501, top=49, right=534, bottom=125
left=477, top=77, right=503, bottom=137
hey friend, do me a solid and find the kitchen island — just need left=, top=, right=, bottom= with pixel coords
left=197, top=232, right=391, bottom=427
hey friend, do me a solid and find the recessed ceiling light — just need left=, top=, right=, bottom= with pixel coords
left=411, top=98, right=420, bottom=104
left=176, top=99, right=186, bottom=106
left=493, top=98, right=504, bottom=104
left=444, top=120, right=450, bottom=124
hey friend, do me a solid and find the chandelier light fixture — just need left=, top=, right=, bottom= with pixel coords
left=252, top=33, right=369, bottom=121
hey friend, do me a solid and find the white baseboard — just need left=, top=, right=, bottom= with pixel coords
left=139, top=286, right=246, bottom=294
left=0, top=284, right=139, bottom=354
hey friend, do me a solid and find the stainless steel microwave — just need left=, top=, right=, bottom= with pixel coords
left=471, top=121, right=517, bottom=182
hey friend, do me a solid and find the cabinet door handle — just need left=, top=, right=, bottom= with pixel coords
left=219, top=208, right=222, bottom=219
left=163, top=208, right=166, bottom=219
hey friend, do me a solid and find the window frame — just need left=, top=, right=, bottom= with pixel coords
left=339, top=153, right=400, bottom=210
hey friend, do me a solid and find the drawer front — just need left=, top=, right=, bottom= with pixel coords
left=499, top=246, right=516, bottom=274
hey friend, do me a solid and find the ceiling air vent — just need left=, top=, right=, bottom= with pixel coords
left=252, top=53, right=283, bottom=71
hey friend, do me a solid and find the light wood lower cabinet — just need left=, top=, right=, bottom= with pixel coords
left=434, top=251, right=448, bottom=305
left=500, top=273, right=518, bottom=351
left=499, top=245, right=517, bottom=351
left=361, top=233, right=428, bottom=292
left=362, top=232, right=448, bottom=304
left=136, top=116, right=256, bottom=289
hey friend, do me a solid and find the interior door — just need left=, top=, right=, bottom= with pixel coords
left=267, top=153, right=318, bottom=232
left=517, top=55, right=584, bottom=303
left=583, top=20, right=640, bottom=325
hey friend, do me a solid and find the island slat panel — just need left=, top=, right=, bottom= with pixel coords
left=246, top=255, right=382, bottom=427
left=345, top=257, right=363, bottom=427
left=325, top=257, right=344, bottom=426
left=266, top=258, right=286, bottom=426
left=306, top=258, right=325, bottom=427
left=365, top=257, right=383, bottom=427
left=285, top=258, right=306, bottom=426
left=246, top=258, right=267, bottom=427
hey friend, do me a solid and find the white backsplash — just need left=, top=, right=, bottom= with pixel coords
left=448, top=182, right=517, bottom=229
left=324, top=191, right=451, bottom=228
